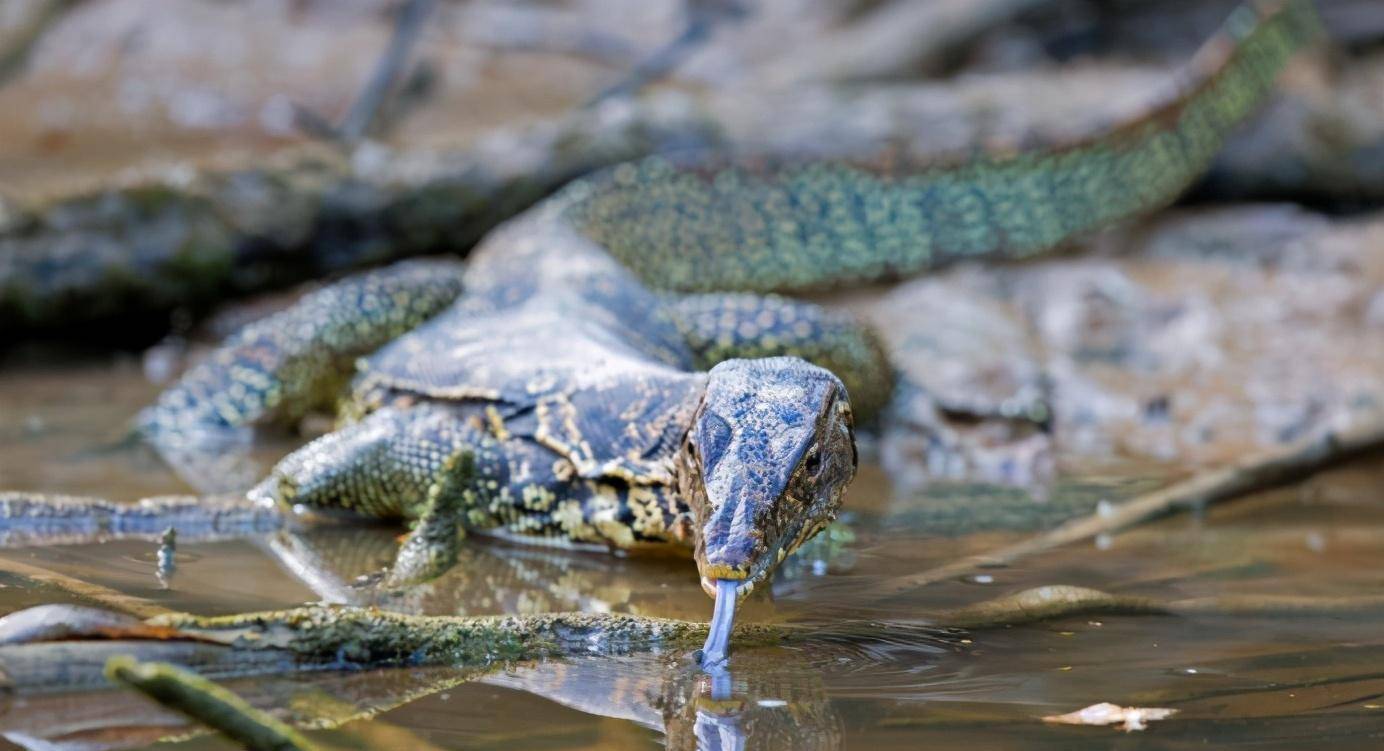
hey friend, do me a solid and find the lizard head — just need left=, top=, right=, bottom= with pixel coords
left=680, top=357, right=857, bottom=603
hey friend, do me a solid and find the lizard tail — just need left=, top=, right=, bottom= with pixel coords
left=564, top=0, right=1322, bottom=293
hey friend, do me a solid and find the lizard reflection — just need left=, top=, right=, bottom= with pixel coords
left=262, top=522, right=855, bottom=620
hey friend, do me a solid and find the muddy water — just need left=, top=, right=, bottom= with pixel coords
left=2, top=359, right=1384, bottom=750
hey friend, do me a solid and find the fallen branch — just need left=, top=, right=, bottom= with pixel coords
left=1, top=93, right=721, bottom=340
left=105, top=656, right=318, bottom=751
left=868, top=415, right=1384, bottom=600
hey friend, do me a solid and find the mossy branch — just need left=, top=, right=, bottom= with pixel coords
left=105, top=656, right=319, bottom=751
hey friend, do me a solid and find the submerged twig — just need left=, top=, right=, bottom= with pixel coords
left=0, top=553, right=171, bottom=618
left=869, top=416, right=1384, bottom=599
left=105, top=656, right=318, bottom=751
left=933, top=585, right=1164, bottom=628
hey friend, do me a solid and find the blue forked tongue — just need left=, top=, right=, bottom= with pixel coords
left=700, top=579, right=739, bottom=668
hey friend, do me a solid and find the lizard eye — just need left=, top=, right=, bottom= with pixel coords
left=803, top=447, right=822, bottom=475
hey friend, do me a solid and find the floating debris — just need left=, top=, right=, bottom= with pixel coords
left=155, top=527, right=176, bottom=590
left=1043, top=702, right=1177, bottom=732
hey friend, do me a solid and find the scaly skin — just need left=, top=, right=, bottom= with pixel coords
left=137, top=260, right=466, bottom=439
left=667, top=293, right=893, bottom=424
left=1, top=2, right=1319, bottom=597
left=570, top=0, right=1320, bottom=292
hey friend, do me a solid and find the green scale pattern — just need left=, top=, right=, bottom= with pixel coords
left=138, top=260, right=466, bottom=437
left=566, top=0, right=1319, bottom=293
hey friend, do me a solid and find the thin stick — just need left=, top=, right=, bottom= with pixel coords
left=0, top=554, right=171, bottom=618
left=584, top=22, right=709, bottom=107
left=105, top=656, right=318, bottom=751
left=868, top=416, right=1384, bottom=599
left=0, top=0, right=85, bottom=89
left=338, top=0, right=436, bottom=142
left=584, top=0, right=744, bottom=107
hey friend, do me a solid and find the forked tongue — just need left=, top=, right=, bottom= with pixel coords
left=700, top=579, right=740, bottom=668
